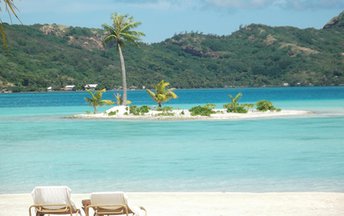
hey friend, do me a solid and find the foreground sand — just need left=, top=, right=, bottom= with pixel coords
left=1, top=192, right=343, bottom=216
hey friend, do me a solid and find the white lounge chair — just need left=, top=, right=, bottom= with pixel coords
left=29, top=186, right=80, bottom=216
left=84, top=192, right=146, bottom=216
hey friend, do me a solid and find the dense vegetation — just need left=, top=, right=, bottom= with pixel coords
left=256, top=100, right=281, bottom=112
left=0, top=11, right=343, bottom=92
left=189, top=104, right=216, bottom=116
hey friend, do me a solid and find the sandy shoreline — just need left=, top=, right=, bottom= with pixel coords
left=1, top=192, right=343, bottom=216
left=72, top=108, right=311, bottom=121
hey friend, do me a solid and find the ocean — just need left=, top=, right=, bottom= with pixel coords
left=0, top=87, right=344, bottom=193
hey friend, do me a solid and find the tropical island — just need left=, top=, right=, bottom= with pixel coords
left=62, top=13, right=311, bottom=121
left=74, top=106, right=310, bottom=121
left=73, top=80, right=310, bottom=121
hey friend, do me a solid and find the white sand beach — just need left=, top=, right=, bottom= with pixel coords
left=73, top=107, right=311, bottom=120
left=1, top=192, right=343, bottom=216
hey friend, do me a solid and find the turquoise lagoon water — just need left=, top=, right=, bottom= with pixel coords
left=0, top=87, right=344, bottom=193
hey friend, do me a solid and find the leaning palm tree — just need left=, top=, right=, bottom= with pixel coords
left=85, top=89, right=114, bottom=114
left=102, top=13, right=144, bottom=106
left=0, top=0, right=20, bottom=48
left=146, top=80, right=178, bottom=108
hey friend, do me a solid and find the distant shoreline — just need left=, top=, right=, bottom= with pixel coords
left=1, top=85, right=344, bottom=94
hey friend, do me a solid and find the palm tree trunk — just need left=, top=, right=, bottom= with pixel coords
left=117, top=44, right=127, bottom=105
left=93, top=106, right=97, bottom=114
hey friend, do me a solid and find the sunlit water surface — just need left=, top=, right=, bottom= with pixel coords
left=0, top=87, right=343, bottom=193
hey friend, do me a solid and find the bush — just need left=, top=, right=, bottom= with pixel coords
left=108, top=111, right=118, bottom=116
left=157, top=106, right=174, bottom=116
left=139, top=105, right=150, bottom=113
left=157, top=112, right=175, bottom=116
left=204, top=103, right=216, bottom=109
left=157, top=106, right=173, bottom=112
left=256, top=100, right=281, bottom=112
left=189, top=104, right=215, bottom=116
left=223, top=103, right=253, bottom=113
left=129, top=105, right=151, bottom=115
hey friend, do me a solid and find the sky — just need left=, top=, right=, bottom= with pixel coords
left=2, top=0, right=344, bottom=43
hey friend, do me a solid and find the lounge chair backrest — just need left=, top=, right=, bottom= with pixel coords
left=91, top=192, right=128, bottom=206
left=31, top=186, right=72, bottom=209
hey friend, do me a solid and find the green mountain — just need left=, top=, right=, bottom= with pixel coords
left=1, top=11, right=343, bottom=92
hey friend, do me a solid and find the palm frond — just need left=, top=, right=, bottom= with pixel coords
left=1, top=0, right=20, bottom=48
left=233, top=93, right=242, bottom=102
left=146, top=80, right=177, bottom=107
left=121, top=21, right=141, bottom=32
left=4, top=0, right=19, bottom=22
left=160, top=81, right=170, bottom=89
left=228, top=94, right=234, bottom=101
left=85, top=97, right=93, bottom=103
left=120, top=33, right=139, bottom=44
left=102, top=13, right=144, bottom=48
left=101, top=99, right=114, bottom=106
left=102, top=24, right=115, bottom=33
left=86, top=89, right=95, bottom=98
left=167, top=90, right=178, bottom=99
left=146, top=89, right=157, bottom=102
left=157, top=94, right=166, bottom=101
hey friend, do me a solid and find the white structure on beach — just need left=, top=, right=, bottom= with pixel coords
left=84, top=84, right=98, bottom=90
left=64, top=85, right=76, bottom=91
left=47, top=86, right=52, bottom=91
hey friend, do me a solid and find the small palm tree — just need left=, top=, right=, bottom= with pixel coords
left=1, top=0, right=20, bottom=48
left=102, top=13, right=145, bottom=106
left=85, top=89, right=114, bottom=114
left=228, top=93, right=243, bottom=112
left=224, top=93, right=253, bottom=113
left=146, top=80, right=177, bottom=108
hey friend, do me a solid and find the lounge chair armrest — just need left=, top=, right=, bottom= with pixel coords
left=86, top=204, right=128, bottom=216
left=29, top=204, right=79, bottom=215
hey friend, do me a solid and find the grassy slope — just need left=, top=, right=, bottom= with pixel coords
left=0, top=11, right=343, bottom=91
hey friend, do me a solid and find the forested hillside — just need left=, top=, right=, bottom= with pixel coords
left=0, top=11, right=343, bottom=92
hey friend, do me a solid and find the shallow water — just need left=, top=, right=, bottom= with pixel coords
left=0, top=87, right=344, bottom=193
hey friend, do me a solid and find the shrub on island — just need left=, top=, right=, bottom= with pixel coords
left=157, top=106, right=175, bottom=116
left=129, top=105, right=151, bottom=115
left=108, top=110, right=118, bottom=116
left=189, top=104, right=216, bottom=116
left=256, top=100, right=281, bottom=112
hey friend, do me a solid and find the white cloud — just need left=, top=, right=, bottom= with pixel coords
left=13, top=0, right=344, bottom=14
left=205, top=0, right=344, bottom=9
left=207, top=0, right=273, bottom=9
left=115, top=0, right=203, bottom=10
left=15, top=0, right=198, bottom=14
left=281, top=0, right=344, bottom=10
